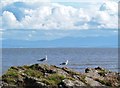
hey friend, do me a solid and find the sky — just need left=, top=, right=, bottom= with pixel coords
left=0, top=0, right=119, bottom=48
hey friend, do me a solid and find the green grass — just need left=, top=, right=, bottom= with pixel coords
left=24, top=68, right=43, bottom=78
left=3, top=77, right=16, bottom=85
left=33, top=74, right=66, bottom=86
left=47, top=74, right=65, bottom=85
left=2, top=68, right=19, bottom=85
left=3, top=69, right=18, bottom=78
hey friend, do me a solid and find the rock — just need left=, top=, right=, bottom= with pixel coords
left=62, top=79, right=75, bottom=86
left=85, top=67, right=120, bottom=87
left=95, top=66, right=104, bottom=70
left=85, top=68, right=91, bottom=73
left=85, top=77, right=103, bottom=86
left=1, top=64, right=120, bottom=88
left=85, top=67, right=100, bottom=77
left=61, top=79, right=86, bottom=87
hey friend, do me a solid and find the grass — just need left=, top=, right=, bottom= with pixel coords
left=47, top=74, right=65, bottom=85
left=3, top=77, right=16, bottom=85
left=3, top=68, right=18, bottom=78
left=2, top=68, right=19, bottom=85
left=24, top=68, right=43, bottom=78
left=29, top=74, right=66, bottom=86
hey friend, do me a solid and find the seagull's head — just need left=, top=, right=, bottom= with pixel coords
left=66, top=60, right=68, bottom=63
left=45, top=55, right=47, bottom=60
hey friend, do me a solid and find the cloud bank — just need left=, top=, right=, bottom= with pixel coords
left=1, top=0, right=118, bottom=30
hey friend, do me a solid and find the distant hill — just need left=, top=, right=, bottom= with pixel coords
left=2, top=35, right=118, bottom=48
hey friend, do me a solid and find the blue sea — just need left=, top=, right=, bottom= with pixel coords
left=2, top=48, right=119, bottom=74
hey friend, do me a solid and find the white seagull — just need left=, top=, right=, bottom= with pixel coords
left=60, top=60, right=68, bottom=65
left=37, top=55, right=47, bottom=62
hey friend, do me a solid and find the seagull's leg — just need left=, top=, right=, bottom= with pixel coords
left=43, top=60, right=47, bottom=64
left=45, top=60, right=47, bottom=64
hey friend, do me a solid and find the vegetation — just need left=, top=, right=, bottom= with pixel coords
left=2, top=68, right=19, bottom=85
left=24, top=68, right=43, bottom=78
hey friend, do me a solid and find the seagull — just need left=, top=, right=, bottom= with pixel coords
left=60, top=60, right=68, bottom=65
left=37, top=55, right=47, bottom=62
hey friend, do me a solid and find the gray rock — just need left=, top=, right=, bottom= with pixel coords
left=62, top=79, right=86, bottom=87
left=85, top=77, right=103, bottom=86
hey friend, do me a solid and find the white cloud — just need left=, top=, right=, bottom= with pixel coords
left=95, top=1, right=118, bottom=29
left=99, top=1, right=118, bottom=14
left=2, top=11, right=22, bottom=29
left=1, top=0, right=118, bottom=30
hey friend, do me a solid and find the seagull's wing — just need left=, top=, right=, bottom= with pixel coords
left=37, top=58, right=45, bottom=61
left=60, top=62, right=65, bottom=65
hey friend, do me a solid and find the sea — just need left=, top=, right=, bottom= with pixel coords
left=1, top=48, right=119, bottom=75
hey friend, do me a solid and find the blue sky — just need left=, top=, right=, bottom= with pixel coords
left=0, top=0, right=118, bottom=48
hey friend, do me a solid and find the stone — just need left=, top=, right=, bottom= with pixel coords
left=85, top=77, right=103, bottom=86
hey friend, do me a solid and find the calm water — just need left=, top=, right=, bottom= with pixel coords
left=2, top=48, right=119, bottom=74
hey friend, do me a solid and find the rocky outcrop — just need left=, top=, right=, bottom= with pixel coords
left=1, top=64, right=120, bottom=88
